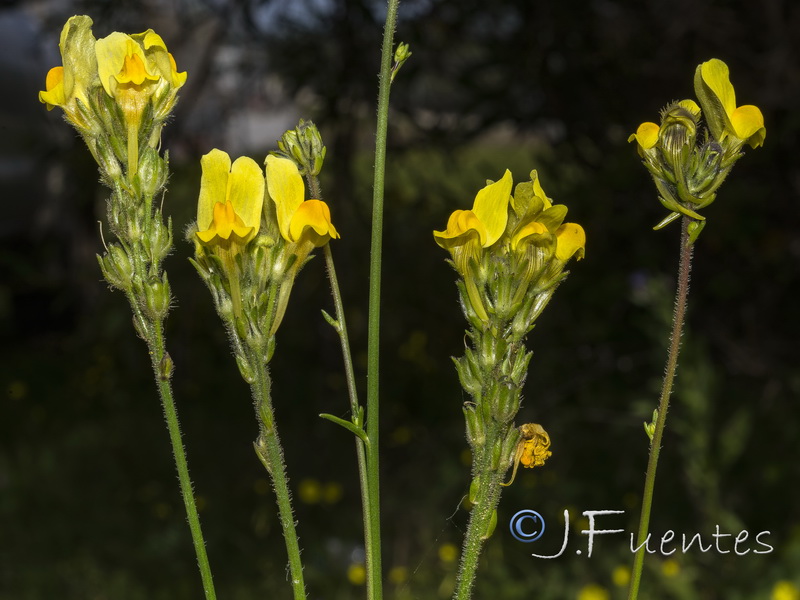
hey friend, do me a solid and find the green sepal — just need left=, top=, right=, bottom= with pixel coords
left=468, top=476, right=480, bottom=505
left=653, top=212, right=681, bottom=230
left=482, top=510, right=498, bottom=540
left=687, top=220, right=707, bottom=245
left=235, top=353, right=255, bottom=384
left=159, top=352, right=174, bottom=382
left=657, top=194, right=705, bottom=221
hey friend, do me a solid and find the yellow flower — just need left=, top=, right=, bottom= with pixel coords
left=772, top=581, right=800, bottom=600
left=433, top=170, right=513, bottom=249
left=38, top=15, right=99, bottom=130
left=438, top=543, right=459, bottom=563
left=196, top=149, right=264, bottom=246
left=265, top=155, right=339, bottom=246
left=95, top=29, right=186, bottom=116
left=611, top=565, right=630, bottom=587
left=577, top=583, right=609, bottom=600
left=661, top=558, right=680, bottom=577
left=95, top=27, right=186, bottom=175
left=388, top=566, right=408, bottom=585
left=694, top=58, right=765, bottom=148
left=555, top=223, right=586, bottom=261
left=628, top=121, right=660, bottom=151
left=347, top=563, right=366, bottom=586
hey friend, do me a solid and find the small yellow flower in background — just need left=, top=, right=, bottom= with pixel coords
left=347, top=563, right=366, bottom=586
left=265, top=155, right=339, bottom=246
left=388, top=565, right=408, bottom=585
left=772, top=581, right=800, bottom=600
left=433, top=169, right=512, bottom=249
left=297, top=478, right=322, bottom=504
left=39, top=15, right=98, bottom=130
left=612, top=565, right=631, bottom=587
left=322, top=481, right=343, bottom=504
left=196, top=149, right=264, bottom=246
left=694, top=58, right=765, bottom=148
left=661, top=558, right=680, bottom=577
left=438, top=543, right=459, bottom=563
left=577, top=583, right=610, bottom=600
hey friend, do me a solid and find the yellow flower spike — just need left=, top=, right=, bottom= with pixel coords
left=695, top=58, right=766, bottom=148
left=265, top=155, right=339, bottom=246
left=196, top=149, right=264, bottom=246
left=628, top=122, right=660, bottom=151
left=433, top=169, right=512, bottom=249
left=555, top=223, right=586, bottom=261
left=38, top=15, right=99, bottom=130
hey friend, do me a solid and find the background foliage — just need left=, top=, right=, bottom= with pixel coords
left=2, top=0, right=799, bottom=598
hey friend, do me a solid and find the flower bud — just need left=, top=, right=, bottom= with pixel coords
left=463, top=403, right=485, bottom=447
left=138, top=147, right=168, bottom=199
left=492, top=381, right=520, bottom=423
left=145, top=213, right=172, bottom=265
left=277, top=119, right=326, bottom=176
left=500, top=427, right=521, bottom=471
left=97, top=243, right=133, bottom=290
left=453, top=355, right=481, bottom=397
left=659, top=102, right=698, bottom=177
left=97, top=140, right=123, bottom=181
left=144, top=273, right=171, bottom=320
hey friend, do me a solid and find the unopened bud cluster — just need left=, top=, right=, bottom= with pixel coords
left=629, top=58, right=765, bottom=242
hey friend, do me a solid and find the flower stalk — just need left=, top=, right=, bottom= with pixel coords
left=626, top=58, right=764, bottom=598
left=190, top=141, right=339, bottom=599
left=39, top=16, right=216, bottom=599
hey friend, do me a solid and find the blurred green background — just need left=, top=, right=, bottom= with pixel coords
left=2, top=0, right=799, bottom=598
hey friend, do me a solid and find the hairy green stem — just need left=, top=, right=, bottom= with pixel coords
left=453, top=425, right=503, bottom=600
left=129, top=293, right=217, bottom=600
left=251, top=354, right=307, bottom=600
left=627, top=217, right=694, bottom=600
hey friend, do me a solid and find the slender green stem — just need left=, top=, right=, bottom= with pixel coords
left=627, top=217, right=694, bottom=600
left=322, top=243, right=377, bottom=598
left=363, top=1, right=400, bottom=597
left=453, top=425, right=503, bottom=600
left=310, top=164, right=378, bottom=600
left=251, top=353, right=307, bottom=600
